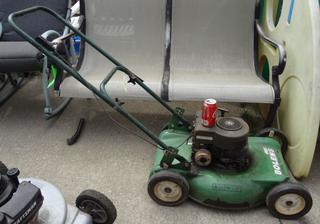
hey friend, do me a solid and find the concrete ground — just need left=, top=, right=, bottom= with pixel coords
left=0, top=76, right=319, bottom=224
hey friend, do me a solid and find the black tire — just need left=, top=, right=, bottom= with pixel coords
left=148, top=170, right=189, bottom=206
left=256, top=128, right=288, bottom=155
left=76, top=189, right=117, bottom=224
left=0, top=161, right=8, bottom=175
left=266, top=182, right=312, bottom=220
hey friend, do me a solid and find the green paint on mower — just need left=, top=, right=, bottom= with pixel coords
left=148, top=112, right=312, bottom=220
left=151, top=129, right=289, bottom=209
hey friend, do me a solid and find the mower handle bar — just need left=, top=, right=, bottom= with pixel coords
left=9, top=6, right=191, bottom=151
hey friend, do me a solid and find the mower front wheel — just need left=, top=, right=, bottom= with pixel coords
left=76, top=189, right=117, bottom=224
left=266, top=182, right=312, bottom=220
left=148, top=171, right=189, bottom=206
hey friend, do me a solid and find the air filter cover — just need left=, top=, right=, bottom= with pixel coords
left=213, top=117, right=249, bottom=150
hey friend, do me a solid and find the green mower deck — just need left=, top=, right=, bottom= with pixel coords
left=150, top=129, right=290, bottom=209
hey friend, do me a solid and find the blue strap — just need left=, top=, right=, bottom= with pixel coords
left=288, top=0, right=295, bottom=24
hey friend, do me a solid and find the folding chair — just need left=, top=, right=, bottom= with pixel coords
left=0, top=0, right=73, bottom=119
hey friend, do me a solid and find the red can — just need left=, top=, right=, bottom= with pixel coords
left=201, top=99, right=217, bottom=128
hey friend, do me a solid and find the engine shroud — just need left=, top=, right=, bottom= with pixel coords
left=0, top=169, right=43, bottom=224
left=193, top=112, right=250, bottom=171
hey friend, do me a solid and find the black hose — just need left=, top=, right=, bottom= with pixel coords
left=67, top=118, right=85, bottom=145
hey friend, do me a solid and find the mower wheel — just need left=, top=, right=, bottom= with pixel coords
left=148, top=171, right=189, bottom=206
left=0, top=161, right=8, bottom=175
left=256, top=128, right=288, bottom=155
left=76, top=189, right=117, bottom=224
left=266, top=182, right=312, bottom=220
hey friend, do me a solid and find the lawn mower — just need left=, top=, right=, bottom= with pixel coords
left=8, top=6, right=313, bottom=220
left=0, top=161, right=117, bottom=224
left=148, top=109, right=313, bottom=220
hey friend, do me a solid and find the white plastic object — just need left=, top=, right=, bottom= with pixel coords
left=259, top=0, right=320, bottom=177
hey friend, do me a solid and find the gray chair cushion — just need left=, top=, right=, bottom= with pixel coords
left=60, top=0, right=165, bottom=99
left=0, top=42, right=41, bottom=72
left=60, top=0, right=274, bottom=104
left=0, top=0, right=68, bottom=41
left=168, top=0, right=274, bottom=103
left=0, top=0, right=69, bottom=73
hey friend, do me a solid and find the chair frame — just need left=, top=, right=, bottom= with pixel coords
left=10, top=4, right=286, bottom=131
left=8, top=1, right=287, bottom=127
left=0, top=0, right=74, bottom=119
left=160, top=0, right=286, bottom=127
left=0, top=73, right=24, bottom=107
left=256, top=21, right=286, bottom=127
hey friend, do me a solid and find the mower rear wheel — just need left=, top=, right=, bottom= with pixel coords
left=148, top=171, right=189, bottom=206
left=256, top=128, right=288, bottom=155
left=266, top=182, right=312, bottom=220
left=76, top=189, right=117, bottom=224
left=0, top=161, right=8, bottom=175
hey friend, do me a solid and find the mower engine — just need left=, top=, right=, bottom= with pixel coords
left=0, top=168, right=43, bottom=224
left=193, top=112, right=250, bottom=171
